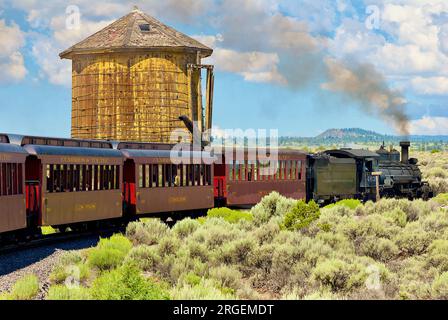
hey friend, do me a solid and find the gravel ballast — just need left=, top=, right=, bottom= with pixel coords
left=0, top=237, right=99, bottom=299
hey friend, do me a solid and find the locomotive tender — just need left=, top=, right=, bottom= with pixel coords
left=0, top=132, right=431, bottom=244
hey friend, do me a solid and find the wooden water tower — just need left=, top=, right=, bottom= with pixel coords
left=60, top=8, right=214, bottom=143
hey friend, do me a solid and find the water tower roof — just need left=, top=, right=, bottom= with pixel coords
left=60, top=8, right=213, bottom=59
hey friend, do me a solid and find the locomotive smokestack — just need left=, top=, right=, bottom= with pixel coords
left=400, top=141, right=410, bottom=164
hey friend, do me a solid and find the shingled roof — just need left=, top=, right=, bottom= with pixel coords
left=60, top=8, right=213, bottom=59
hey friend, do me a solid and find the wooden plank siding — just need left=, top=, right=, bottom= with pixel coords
left=71, top=52, right=201, bottom=143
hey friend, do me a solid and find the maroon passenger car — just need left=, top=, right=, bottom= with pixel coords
left=0, top=137, right=27, bottom=235
left=119, top=143, right=215, bottom=216
left=213, top=148, right=307, bottom=207
left=22, top=136, right=124, bottom=229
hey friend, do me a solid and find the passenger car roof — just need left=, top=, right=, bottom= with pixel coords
left=0, top=143, right=28, bottom=154
left=24, top=145, right=123, bottom=158
left=121, top=149, right=215, bottom=162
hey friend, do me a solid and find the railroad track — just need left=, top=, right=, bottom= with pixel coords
left=0, top=227, right=124, bottom=256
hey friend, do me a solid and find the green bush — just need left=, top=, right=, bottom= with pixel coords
left=88, top=234, right=132, bottom=270
left=205, top=208, right=253, bottom=224
left=432, top=272, right=448, bottom=299
left=312, top=259, right=365, bottom=292
left=325, top=199, right=362, bottom=210
left=209, top=265, right=242, bottom=291
left=358, top=236, right=399, bottom=262
left=90, top=264, right=170, bottom=300
left=171, top=278, right=235, bottom=300
left=126, top=219, right=169, bottom=246
left=282, top=200, right=320, bottom=231
left=5, top=274, right=40, bottom=300
left=218, top=237, right=256, bottom=266
left=157, top=236, right=181, bottom=257
left=433, top=193, right=448, bottom=206
left=394, top=223, right=433, bottom=256
left=46, top=285, right=92, bottom=300
left=252, top=220, right=281, bottom=245
left=384, top=209, right=408, bottom=228
left=50, top=263, right=90, bottom=284
left=251, top=192, right=297, bottom=225
left=125, top=245, right=161, bottom=272
left=172, top=218, right=200, bottom=239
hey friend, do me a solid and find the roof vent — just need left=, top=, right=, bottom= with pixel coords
left=139, top=24, right=151, bottom=32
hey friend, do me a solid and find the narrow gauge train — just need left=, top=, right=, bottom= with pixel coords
left=0, top=133, right=431, bottom=244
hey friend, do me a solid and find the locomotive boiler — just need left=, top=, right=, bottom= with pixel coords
left=376, top=142, right=433, bottom=200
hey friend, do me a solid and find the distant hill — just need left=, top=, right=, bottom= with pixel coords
left=277, top=128, right=448, bottom=150
left=317, top=128, right=385, bottom=140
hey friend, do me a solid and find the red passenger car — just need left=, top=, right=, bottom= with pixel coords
left=22, top=136, right=124, bottom=229
left=119, top=143, right=215, bottom=216
left=0, top=138, right=27, bottom=236
left=214, top=149, right=307, bottom=207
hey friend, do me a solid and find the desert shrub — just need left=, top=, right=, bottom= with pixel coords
left=126, top=219, right=169, bottom=246
left=6, top=275, right=39, bottom=300
left=384, top=208, right=408, bottom=228
left=358, top=236, right=399, bottom=262
left=172, top=218, right=200, bottom=239
left=209, top=265, right=242, bottom=291
left=90, top=264, right=170, bottom=300
left=171, top=278, right=235, bottom=300
left=180, top=272, right=202, bottom=287
left=197, top=220, right=241, bottom=250
left=302, top=289, right=338, bottom=300
left=344, top=214, right=401, bottom=240
left=325, top=199, right=362, bottom=210
left=125, top=245, right=161, bottom=272
left=49, top=263, right=90, bottom=284
left=46, top=285, right=92, bottom=300
left=282, top=200, right=320, bottom=231
left=157, top=236, right=181, bottom=257
left=312, top=259, right=365, bottom=292
left=251, top=192, right=296, bottom=225
left=420, top=211, right=448, bottom=234
left=297, top=237, right=333, bottom=267
left=316, top=232, right=355, bottom=254
left=251, top=220, right=281, bottom=245
left=398, top=257, right=439, bottom=299
left=269, top=244, right=303, bottom=290
left=218, top=237, right=256, bottom=267
left=431, top=272, right=448, bottom=299
left=433, top=193, right=448, bottom=206
left=394, top=222, right=433, bottom=256
left=427, top=240, right=448, bottom=272
left=186, top=241, right=210, bottom=263
left=428, top=178, right=448, bottom=195
left=205, top=208, right=253, bottom=224
left=249, top=244, right=276, bottom=274
left=427, top=167, right=448, bottom=179
left=88, top=234, right=132, bottom=270
left=58, top=251, right=83, bottom=266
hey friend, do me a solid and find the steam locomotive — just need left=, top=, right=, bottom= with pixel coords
left=0, top=130, right=431, bottom=244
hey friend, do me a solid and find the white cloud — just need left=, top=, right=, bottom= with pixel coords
left=0, top=19, right=27, bottom=83
left=410, top=116, right=448, bottom=135
left=208, top=48, right=286, bottom=85
left=440, top=24, right=448, bottom=56
left=375, top=43, right=443, bottom=75
left=31, top=36, right=72, bottom=86
left=411, top=76, right=448, bottom=95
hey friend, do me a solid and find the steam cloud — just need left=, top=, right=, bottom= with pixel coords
left=210, top=0, right=410, bottom=135
left=322, top=58, right=410, bottom=135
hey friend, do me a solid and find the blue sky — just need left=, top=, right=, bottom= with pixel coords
left=0, top=0, right=447, bottom=137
